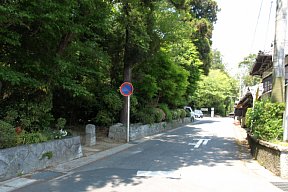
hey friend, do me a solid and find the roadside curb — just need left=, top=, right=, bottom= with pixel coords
left=52, top=143, right=135, bottom=172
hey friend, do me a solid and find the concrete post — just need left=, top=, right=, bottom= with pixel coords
left=211, top=108, right=214, bottom=118
left=85, top=124, right=96, bottom=146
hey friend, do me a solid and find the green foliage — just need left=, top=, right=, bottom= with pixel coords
left=103, top=92, right=123, bottom=112
left=179, top=109, right=187, bottom=119
left=171, top=109, right=182, bottom=120
left=158, top=103, right=172, bottom=122
left=238, top=54, right=261, bottom=87
left=40, top=151, right=53, bottom=160
left=3, top=93, right=54, bottom=131
left=246, top=108, right=254, bottom=128
left=52, top=129, right=68, bottom=139
left=191, top=18, right=213, bottom=74
left=1, top=0, right=219, bottom=133
left=154, top=108, right=166, bottom=123
left=136, top=107, right=156, bottom=125
left=136, top=74, right=159, bottom=101
left=0, top=120, right=17, bottom=149
left=246, top=100, right=285, bottom=141
left=17, top=131, right=49, bottom=145
left=0, top=120, right=70, bottom=148
left=55, top=118, right=66, bottom=130
left=193, top=69, right=238, bottom=116
left=0, top=121, right=49, bottom=148
left=134, top=50, right=190, bottom=107
left=93, top=110, right=113, bottom=126
left=188, top=0, right=219, bottom=23
left=211, top=49, right=225, bottom=71
left=135, top=107, right=166, bottom=124
left=91, top=90, right=123, bottom=126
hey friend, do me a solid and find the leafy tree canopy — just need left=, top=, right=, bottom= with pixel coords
left=193, top=69, right=238, bottom=116
left=238, top=54, right=261, bottom=87
left=0, top=0, right=220, bottom=129
left=210, top=49, right=225, bottom=71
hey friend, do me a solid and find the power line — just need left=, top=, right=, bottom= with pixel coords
left=263, top=1, right=273, bottom=51
left=251, top=0, right=264, bottom=52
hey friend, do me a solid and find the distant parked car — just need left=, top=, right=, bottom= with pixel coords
left=184, top=106, right=195, bottom=122
left=194, top=110, right=203, bottom=118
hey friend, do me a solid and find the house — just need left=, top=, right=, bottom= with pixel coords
left=250, top=51, right=288, bottom=99
left=234, top=88, right=253, bottom=127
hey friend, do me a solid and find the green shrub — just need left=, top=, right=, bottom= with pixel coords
left=3, top=94, right=54, bottom=131
left=246, top=108, right=253, bottom=128
left=130, top=96, right=139, bottom=115
left=103, top=91, right=123, bottom=111
left=55, top=117, right=67, bottom=130
left=158, top=104, right=172, bottom=122
left=40, top=151, right=53, bottom=160
left=154, top=108, right=166, bottom=123
left=94, top=110, right=114, bottom=126
left=0, top=120, right=17, bottom=149
left=0, top=121, right=69, bottom=149
left=179, top=109, right=186, bottom=119
left=171, top=110, right=180, bottom=120
left=17, top=131, right=49, bottom=145
left=136, top=107, right=164, bottom=124
left=165, top=111, right=173, bottom=122
left=136, top=108, right=155, bottom=124
left=52, top=129, right=68, bottom=139
left=246, top=100, right=285, bottom=141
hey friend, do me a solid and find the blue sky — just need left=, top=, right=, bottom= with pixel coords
left=212, top=0, right=276, bottom=75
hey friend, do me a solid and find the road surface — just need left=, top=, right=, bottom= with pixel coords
left=13, top=118, right=287, bottom=192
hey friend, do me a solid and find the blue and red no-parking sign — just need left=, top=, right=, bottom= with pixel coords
left=120, top=82, right=133, bottom=96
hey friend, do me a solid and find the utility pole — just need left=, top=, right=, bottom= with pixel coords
left=271, top=0, right=287, bottom=103
left=272, top=0, right=288, bottom=141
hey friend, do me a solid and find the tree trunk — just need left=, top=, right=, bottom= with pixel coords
left=57, top=33, right=74, bottom=55
left=120, top=2, right=133, bottom=125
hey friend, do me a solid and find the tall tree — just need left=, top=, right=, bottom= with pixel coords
left=0, top=0, right=220, bottom=129
left=0, top=1, right=114, bottom=127
left=132, top=1, right=204, bottom=108
left=211, top=49, right=225, bottom=71
left=188, top=0, right=219, bottom=75
left=111, top=1, right=152, bottom=124
left=194, top=69, right=238, bottom=116
left=238, top=54, right=261, bottom=87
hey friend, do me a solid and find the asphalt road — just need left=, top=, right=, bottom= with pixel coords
left=14, top=118, right=286, bottom=192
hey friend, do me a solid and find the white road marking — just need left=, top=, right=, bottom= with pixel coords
left=202, top=139, right=211, bottom=145
left=188, top=139, right=211, bottom=148
left=194, top=139, right=203, bottom=148
left=136, top=170, right=181, bottom=178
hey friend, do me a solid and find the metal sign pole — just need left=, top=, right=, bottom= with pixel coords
left=127, top=95, right=130, bottom=143
left=119, top=82, right=133, bottom=143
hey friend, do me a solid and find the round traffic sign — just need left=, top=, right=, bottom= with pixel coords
left=120, top=82, right=133, bottom=96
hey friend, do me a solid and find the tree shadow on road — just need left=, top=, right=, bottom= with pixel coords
left=15, top=121, right=252, bottom=192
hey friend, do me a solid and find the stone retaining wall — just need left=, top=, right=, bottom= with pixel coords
left=0, top=136, right=83, bottom=181
left=109, top=117, right=192, bottom=142
left=247, top=133, right=288, bottom=178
